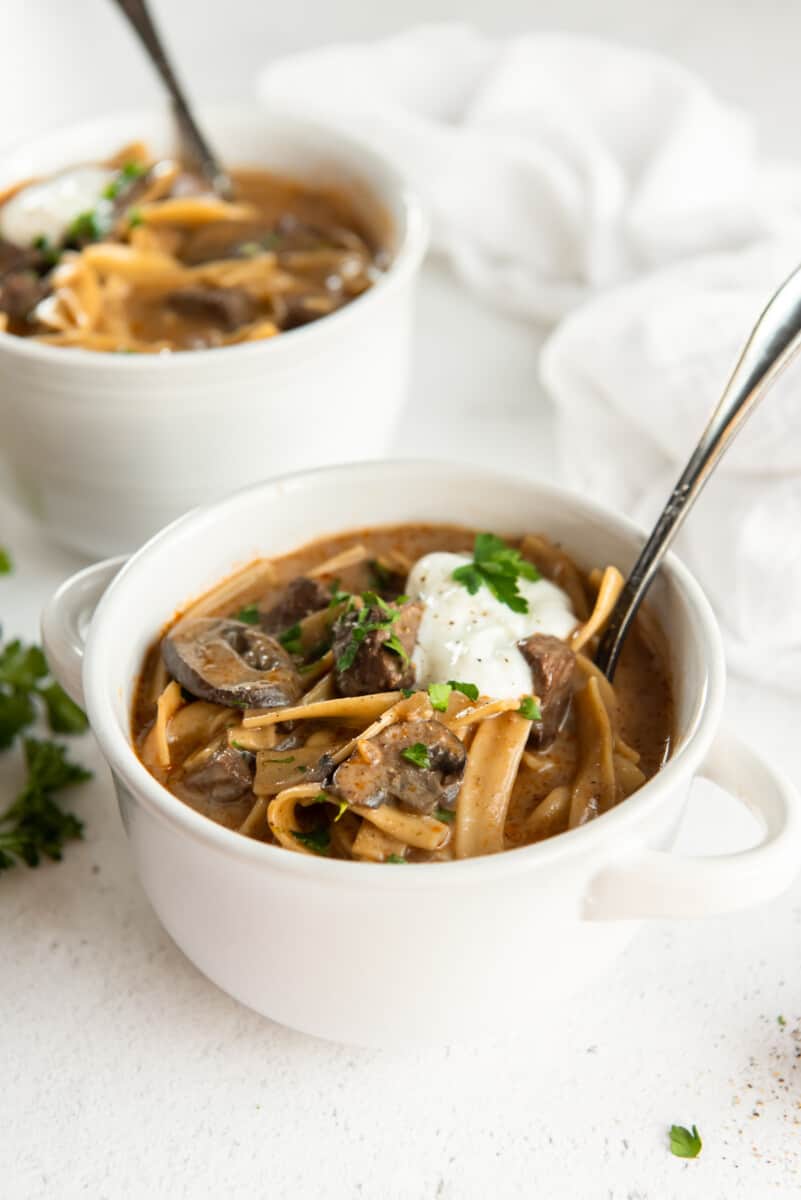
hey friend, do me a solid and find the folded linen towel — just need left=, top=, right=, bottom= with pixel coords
left=258, top=27, right=801, bottom=690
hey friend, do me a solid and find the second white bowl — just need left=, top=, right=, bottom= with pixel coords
left=0, top=107, right=427, bottom=558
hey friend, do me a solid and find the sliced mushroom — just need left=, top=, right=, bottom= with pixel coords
left=333, top=600, right=422, bottom=697
left=182, top=743, right=254, bottom=803
left=166, top=286, right=255, bottom=332
left=162, top=617, right=302, bottom=709
left=260, top=576, right=331, bottom=635
left=332, top=718, right=466, bottom=815
left=517, top=633, right=577, bottom=750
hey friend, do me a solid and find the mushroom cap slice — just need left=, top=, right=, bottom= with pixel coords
left=162, top=617, right=303, bottom=709
left=332, top=718, right=466, bottom=815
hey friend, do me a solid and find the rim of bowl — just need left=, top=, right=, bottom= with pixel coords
left=82, top=459, right=727, bottom=888
left=0, top=104, right=429, bottom=370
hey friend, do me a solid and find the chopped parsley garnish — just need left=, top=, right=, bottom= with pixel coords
left=32, top=236, right=60, bottom=268
left=400, top=743, right=431, bottom=769
left=401, top=688, right=415, bottom=699
left=427, top=682, right=452, bottom=712
left=263, top=755, right=295, bottom=765
left=327, top=580, right=352, bottom=608
left=427, top=680, right=479, bottom=711
left=518, top=695, right=542, bottom=721
left=0, top=737, right=91, bottom=871
left=386, top=854, right=407, bottom=864
left=434, top=806, right=454, bottom=823
left=67, top=209, right=105, bottom=243
left=127, top=207, right=144, bottom=228
left=292, top=828, right=330, bottom=855
left=235, top=604, right=260, bottom=625
left=452, top=533, right=541, bottom=614
left=0, top=546, right=12, bottom=574
left=336, top=595, right=408, bottom=671
left=778, top=1015, right=787, bottom=1027
left=102, top=161, right=147, bottom=199
left=309, top=791, right=347, bottom=821
left=278, top=622, right=303, bottom=656
left=669, top=1125, right=702, bottom=1159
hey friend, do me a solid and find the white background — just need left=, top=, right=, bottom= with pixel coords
left=1, top=3, right=800, bottom=1198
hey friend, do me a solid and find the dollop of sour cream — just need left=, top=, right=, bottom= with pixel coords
left=0, top=166, right=114, bottom=247
left=406, top=552, right=577, bottom=699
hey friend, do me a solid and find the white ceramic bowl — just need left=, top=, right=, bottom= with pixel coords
left=0, top=108, right=427, bottom=559
left=42, top=462, right=801, bottom=1048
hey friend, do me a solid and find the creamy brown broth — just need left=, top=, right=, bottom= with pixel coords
left=133, top=524, right=673, bottom=861
left=0, top=144, right=385, bottom=352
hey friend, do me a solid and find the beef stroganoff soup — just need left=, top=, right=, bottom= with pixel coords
left=0, top=142, right=385, bottom=352
left=133, top=525, right=673, bottom=863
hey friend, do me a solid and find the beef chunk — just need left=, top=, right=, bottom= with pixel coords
left=0, top=270, right=48, bottom=321
left=332, top=718, right=466, bottom=815
left=517, top=633, right=576, bottom=750
left=333, top=601, right=422, bottom=697
left=260, top=576, right=331, bottom=635
left=183, top=743, right=254, bottom=803
left=166, top=286, right=255, bottom=331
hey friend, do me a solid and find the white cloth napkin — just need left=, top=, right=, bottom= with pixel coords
left=258, top=26, right=801, bottom=691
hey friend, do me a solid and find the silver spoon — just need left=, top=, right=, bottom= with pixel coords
left=111, top=0, right=233, bottom=198
left=595, top=261, right=801, bottom=680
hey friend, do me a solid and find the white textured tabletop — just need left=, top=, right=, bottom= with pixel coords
left=2, top=2, right=801, bottom=1196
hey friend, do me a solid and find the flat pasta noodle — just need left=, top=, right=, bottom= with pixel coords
left=570, top=565, right=625, bottom=652
left=454, top=711, right=531, bottom=858
left=568, top=677, right=617, bottom=828
left=524, top=785, right=571, bottom=842
left=242, top=691, right=402, bottom=729
left=135, top=196, right=258, bottom=225
left=351, top=821, right=407, bottom=863
left=143, top=679, right=183, bottom=769
left=352, top=803, right=450, bottom=852
left=267, top=783, right=330, bottom=854
left=171, top=558, right=277, bottom=631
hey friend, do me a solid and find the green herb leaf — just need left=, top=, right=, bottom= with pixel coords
left=0, top=641, right=48, bottom=691
left=400, top=743, right=431, bottom=769
left=278, top=622, right=303, bottom=656
left=0, top=547, right=12, bottom=575
left=0, top=690, right=36, bottom=750
left=384, top=633, right=409, bottom=663
left=448, top=680, right=479, bottom=701
left=427, top=682, right=453, bottom=712
left=292, top=828, right=330, bottom=855
left=778, top=1015, right=787, bottom=1027
left=103, top=161, right=147, bottom=199
left=264, top=755, right=295, bottom=765
left=32, top=235, right=61, bottom=268
left=38, top=682, right=89, bottom=734
left=434, top=806, right=455, bottom=823
left=669, top=1125, right=702, bottom=1159
left=67, top=209, right=104, bottom=243
left=235, top=605, right=260, bottom=625
left=401, top=688, right=415, bottom=699
left=127, top=207, right=144, bottom=228
left=0, top=737, right=91, bottom=872
left=518, top=695, right=542, bottom=721
left=386, top=854, right=407, bottom=864
left=452, top=533, right=541, bottom=613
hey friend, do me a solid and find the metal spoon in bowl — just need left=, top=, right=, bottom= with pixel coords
left=110, top=0, right=233, bottom=199
left=595, top=262, right=801, bottom=680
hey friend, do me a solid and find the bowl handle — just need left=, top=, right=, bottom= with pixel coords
left=585, top=728, right=801, bottom=919
left=41, top=557, right=127, bottom=709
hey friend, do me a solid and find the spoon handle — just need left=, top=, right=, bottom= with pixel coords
left=595, top=261, right=801, bottom=679
left=111, top=0, right=233, bottom=198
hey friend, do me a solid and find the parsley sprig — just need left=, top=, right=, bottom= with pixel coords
left=0, top=639, right=88, bottom=748
left=518, top=695, right=542, bottom=721
left=669, top=1124, right=702, bottom=1159
left=452, top=533, right=540, bottom=613
left=0, top=737, right=91, bottom=871
left=336, top=593, right=409, bottom=672
left=400, top=743, right=430, bottom=769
